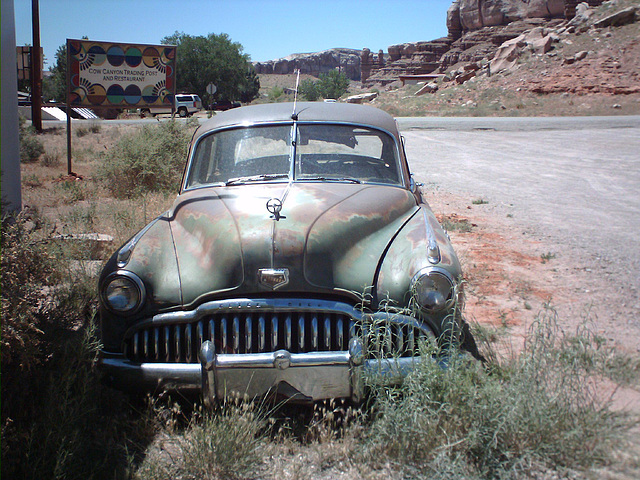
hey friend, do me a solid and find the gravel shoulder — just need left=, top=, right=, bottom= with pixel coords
left=399, top=117, right=640, bottom=421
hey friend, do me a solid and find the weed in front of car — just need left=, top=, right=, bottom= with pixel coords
left=356, top=307, right=633, bottom=479
left=136, top=400, right=270, bottom=480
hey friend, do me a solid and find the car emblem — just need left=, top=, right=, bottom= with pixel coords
left=258, top=268, right=289, bottom=290
left=266, top=198, right=284, bottom=220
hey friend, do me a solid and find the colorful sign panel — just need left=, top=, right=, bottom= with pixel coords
left=67, top=39, right=176, bottom=108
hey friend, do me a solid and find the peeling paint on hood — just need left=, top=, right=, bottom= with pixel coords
left=167, top=182, right=418, bottom=306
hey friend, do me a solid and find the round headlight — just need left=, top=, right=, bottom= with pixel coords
left=103, top=272, right=145, bottom=314
left=412, top=268, right=455, bottom=312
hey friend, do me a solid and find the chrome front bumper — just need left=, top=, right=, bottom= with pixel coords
left=99, top=338, right=422, bottom=403
left=101, top=298, right=439, bottom=401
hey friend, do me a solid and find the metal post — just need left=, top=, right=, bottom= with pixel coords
left=66, top=39, right=73, bottom=175
left=31, top=0, right=42, bottom=132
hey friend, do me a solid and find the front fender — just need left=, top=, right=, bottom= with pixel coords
left=376, top=205, right=462, bottom=319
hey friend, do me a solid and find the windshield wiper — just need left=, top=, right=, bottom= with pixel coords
left=225, top=173, right=289, bottom=185
left=301, top=176, right=362, bottom=184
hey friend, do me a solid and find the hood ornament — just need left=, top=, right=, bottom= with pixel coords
left=266, top=197, right=285, bottom=220
left=258, top=268, right=289, bottom=290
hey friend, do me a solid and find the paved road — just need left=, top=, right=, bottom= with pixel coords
left=398, top=115, right=640, bottom=323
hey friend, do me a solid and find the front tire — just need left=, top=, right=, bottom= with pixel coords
left=178, top=107, right=187, bottom=118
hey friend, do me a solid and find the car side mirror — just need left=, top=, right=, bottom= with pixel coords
left=410, top=175, right=423, bottom=193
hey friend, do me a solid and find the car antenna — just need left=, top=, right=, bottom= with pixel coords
left=291, top=69, right=300, bottom=121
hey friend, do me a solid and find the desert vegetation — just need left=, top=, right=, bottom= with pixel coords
left=2, top=120, right=638, bottom=479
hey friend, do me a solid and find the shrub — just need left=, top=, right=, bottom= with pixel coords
left=42, top=149, right=62, bottom=167
left=99, top=120, right=195, bottom=198
left=56, top=178, right=87, bottom=204
left=360, top=309, right=630, bottom=478
left=299, top=79, right=320, bottom=101
left=1, top=210, right=62, bottom=370
left=75, top=121, right=101, bottom=137
left=136, top=402, right=267, bottom=479
left=268, top=86, right=284, bottom=102
left=1, top=210, right=154, bottom=479
left=298, top=71, right=350, bottom=101
left=19, top=116, right=45, bottom=163
left=317, top=70, right=350, bottom=100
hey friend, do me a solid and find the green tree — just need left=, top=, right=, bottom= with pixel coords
left=238, top=67, right=260, bottom=103
left=317, top=70, right=350, bottom=100
left=299, top=79, right=320, bottom=101
left=44, top=44, right=67, bottom=102
left=162, top=32, right=259, bottom=104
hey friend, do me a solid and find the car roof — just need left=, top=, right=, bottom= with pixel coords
left=193, top=102, right=400, bottom=138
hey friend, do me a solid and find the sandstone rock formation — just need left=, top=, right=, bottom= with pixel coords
left=253, top=48, right=362, bottom=80
left=447, top=0, right=566, bottom=38
left=364, top=0, right=604, bottom=85
left=254, top=1, right=613, bottom=89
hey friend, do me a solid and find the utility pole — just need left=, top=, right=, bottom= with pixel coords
left=31, top=0, right=42, bottom=132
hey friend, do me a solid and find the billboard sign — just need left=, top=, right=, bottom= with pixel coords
left=67, top=39, right=176, bottom=108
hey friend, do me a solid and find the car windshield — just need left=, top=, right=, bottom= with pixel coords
left=184, top=124, right=402, bottom=189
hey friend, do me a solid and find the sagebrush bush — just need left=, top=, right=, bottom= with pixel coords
left=42, top=149, right=62, bottom=167
left=136, top=402, right=267, bottom=480
left=1, top=211, right=62, bottom=370
left=1, top=210, right=153, bottom=479
left=360, top=310, right=630, bottom=478
left=100, top=119, right=196, bottom=198
left=19, top=116, right=45, bottom=163
left=76, top=121, right=101, bottom=137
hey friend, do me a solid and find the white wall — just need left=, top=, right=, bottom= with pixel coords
left=1, top=0, right=22, bottom=212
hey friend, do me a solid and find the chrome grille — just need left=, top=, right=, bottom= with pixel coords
left=125, top=310, right=355, bottom=363
left=124, top=307, right=433, bottom=364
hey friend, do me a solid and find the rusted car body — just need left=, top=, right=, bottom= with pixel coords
left=98, top=102, right=471, bottom=404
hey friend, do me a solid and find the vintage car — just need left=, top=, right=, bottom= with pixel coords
left=98, top=101, right=477, bottom=404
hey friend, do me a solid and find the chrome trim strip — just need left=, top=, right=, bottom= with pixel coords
left=271, top=315, right=278, bottom=351
left=164, top=326, right=170, bottom=362
left=150, top=298, right=362, bottom=327
left=285, top=315, right=292, bottom=350
left=324, top=316, right=331, bottom=350
left=233, top=316, right=240, bottom=353
left=221, top=317, right=228, bottom=351
left=298, top=314, right=305, bottom=351
left=116, top=216, right=165, bottom=267
left=258, top=315, right=266, bottom=352
left=143, top=330, right=149, bottom=359
left=185, top=324, right=193, bottom=363
left=174, top=326, right=181, bottom=362
left=245, top=315, right=253, bottom=353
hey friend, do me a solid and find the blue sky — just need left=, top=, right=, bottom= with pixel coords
left=14, top=0, right=452, bottom=69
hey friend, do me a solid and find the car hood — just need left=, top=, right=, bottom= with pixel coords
left=167, top=183, right=419, bottom=306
